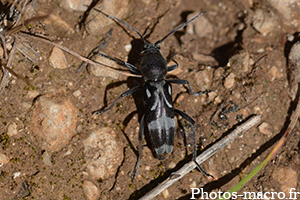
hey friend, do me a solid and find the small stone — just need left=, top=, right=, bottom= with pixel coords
left=213, top=67, right=225, bottom=79
left=258, top=122, right=271, bottom=135
left=286, top=34, right=294, bottom=42
left=223, top=73, right=236, bottom=89
left=86, top=0, right=129, bottom=34
left=83, top=127, right=123, bottom=180
left=28, top=90, right=78, bottom=152
left=7, top=122, right=18, bottom=137
left=0, top=153, right=9, bottom=167
left=194, top=67, right=213, bottom=91
left=186, top=13, right=213, bottom=37
left=89, top=54, right=119, bottom=79
left=162, top=189, right=169, bottom=199
left=13, top=172, right=21, bottom=179
left=42, top=151, right=53, bottom=166
left=26, top=90, right=40, bottom=99
left=168, top=162, right=176, bottom=169
left=49, top=47, right=68, bottom=69
left=189, top=180, right=197, bottom=188
left=214, top=96, right=222, bottom=104
left=124, top=44, right=132, bottom=52
left=272, top=167, right=297, bottom=195
left=229, top=50, right=250, bottom=75
left=83, top=180, right=100, bottom=200
left=73, top=90, right=81, bottom=97
left=208, top=91, right=217, bottom=102
left=252, top=9, right=277, bottom=36
left=269, top=66, right=283, bottom=82
left=257, top=48, right=265, bottom=53
left=61, top=0, right=92, bottom=11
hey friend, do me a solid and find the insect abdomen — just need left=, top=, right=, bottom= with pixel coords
left=143, top=80, right=175, bottom=159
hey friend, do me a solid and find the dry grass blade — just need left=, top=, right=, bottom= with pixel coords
left=0, top=0, right=38, bottom=90
left=20, top=32, right=142, bottom=78
left=0, top=65, right=10, bottom=94
left=139, top=115, right=262, bottom=200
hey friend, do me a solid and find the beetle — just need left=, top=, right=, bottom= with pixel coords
left=93, top=11, right=212, bottom=180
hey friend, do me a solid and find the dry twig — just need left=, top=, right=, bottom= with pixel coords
left=139, top=115, right=262, bottom=200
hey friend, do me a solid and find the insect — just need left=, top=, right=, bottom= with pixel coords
left=93, top=11, right=212, bottom=181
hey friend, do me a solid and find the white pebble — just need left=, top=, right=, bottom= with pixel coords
left=73, top=90, right=81, bottom=97
left=124, top=44, right=132, bottom=52
left=162, top=189, right=169, bottom=199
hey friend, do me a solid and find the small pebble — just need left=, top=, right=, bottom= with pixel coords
left=124, top=44, right=132, bottom=52
left=194, top=67, right=214, bottom=91
left=168, top=162, right=176, bottom=169
left=252, top=9, right=277, bottom=36
left=49, top=47, right=68, bottom=69
left=42, top=151, right=53, bottom=166
left=224, top=73, right=236, bottom=89
left=186, top=13, right=213, bottom=37
left=26, top=90, right=40, bottom=99
left=208, top=91, right=217, bottom=102
left=162, top=189, right=169, bottom=199
left=269, top=66, right=283, bottom=81
left=286, top=34, right=294, bottom=42
left=7, top=122, right=18, bottom=137
left=86, top=0, right=129, bottom=34
left=229, top=50, right=250, bottom=75
left=83, top=180, right=100, bottom=200
left=73, top=90, right=81, bottom=97
left=189, top=180, right=197, bottom=188
left=13, top=172, right=21, bottom=179
left=258, top=122, right=271, bottom=135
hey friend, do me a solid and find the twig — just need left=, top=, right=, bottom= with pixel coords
left=139, top=115, right=262, bottom=200
left=20, top=32, right=142, bottom=78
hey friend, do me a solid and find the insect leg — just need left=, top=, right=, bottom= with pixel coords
left=174, top=109, right=213, bottom=178
left=132, top=114, right=145, bottom=181
left=167, top=59, right=178, bottom=72
left=169, top=79, right=208, bottom=96
left=95, top=52, right=141, bottom=74
left=93, top=85, right=140, bottom=115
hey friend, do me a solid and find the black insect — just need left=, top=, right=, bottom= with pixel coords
left=93, top=11, right=212, bottom=180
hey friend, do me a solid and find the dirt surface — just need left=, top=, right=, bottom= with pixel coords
left=0, top=0, right=300, bottom=199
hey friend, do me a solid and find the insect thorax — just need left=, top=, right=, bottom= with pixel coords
left=139, top=46, right=167, bottom=81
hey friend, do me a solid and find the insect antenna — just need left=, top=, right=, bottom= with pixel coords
left=95, top=9, right=148, bottom=45
left=155, top=11, right=206, bottom=45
